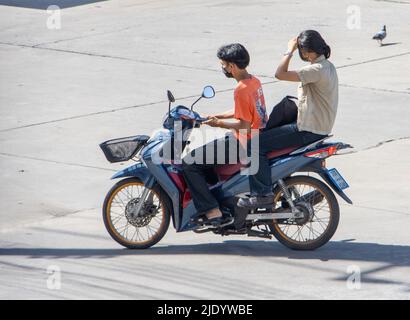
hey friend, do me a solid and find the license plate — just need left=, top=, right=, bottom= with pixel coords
left=327, top=168, right=349, bottom=190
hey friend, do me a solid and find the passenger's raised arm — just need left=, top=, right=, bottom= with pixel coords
left=274, top=37, right=301, bottom=82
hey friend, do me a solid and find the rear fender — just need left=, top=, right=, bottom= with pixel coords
left=298, top=160, right=353, bottom=204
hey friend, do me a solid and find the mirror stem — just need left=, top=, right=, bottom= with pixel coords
left=190, top=96, right=202, bottom=111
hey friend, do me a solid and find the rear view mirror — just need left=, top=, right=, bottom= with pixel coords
left=202, top=86, right=215, bottom=99
left=167, top=90, right=175, bottom=103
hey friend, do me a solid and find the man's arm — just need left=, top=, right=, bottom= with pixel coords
left=204, top=85, right=251, bottom=132
left=204, top=117, right=251, bottom=132
left=274, top=37, right=301, bottom=82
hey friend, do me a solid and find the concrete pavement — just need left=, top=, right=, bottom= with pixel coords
left=0, top=0, right=409, bottom=299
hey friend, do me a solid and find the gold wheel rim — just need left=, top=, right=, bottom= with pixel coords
left=272, top=180, right=333, bottom=245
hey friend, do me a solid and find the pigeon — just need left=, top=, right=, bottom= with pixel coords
left=372, top=25, right=387, bottom=46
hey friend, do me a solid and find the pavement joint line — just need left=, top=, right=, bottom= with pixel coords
left=2, top=41, right=409, bottom=79
left=340, top=203, right=410, bottom=217
left=0, top=99, right=171, bottom=133
left=0, top=79, right=407, bottom=133
left=362, top=136, right=410, bottom=150
left=339, top=83, right=410, bottom=95
left=0, top=41, right=228, bottom=75
left=0, top=152, right=117, bottom=172
left=337, top=136, right=410, bottom=155
left=336, top=51, right=410, bottom=69
left=0, top=41, right=409, bottom=131
left=4, top=40, right=272, bottom=79
left=0, top=136, right=408, bottom=177
left=375, top=0, right=410, bottom=4
left=0, top=78, right=406, bottom=133
left=31, top=25, right=136, bottom=48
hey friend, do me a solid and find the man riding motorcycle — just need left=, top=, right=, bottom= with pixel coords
left=181, top=43, right=269, bottom=227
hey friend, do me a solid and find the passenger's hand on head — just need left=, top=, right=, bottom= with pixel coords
left=203, top=116, right=220, bottom=127
left=287, top=37, right=298, bottom=53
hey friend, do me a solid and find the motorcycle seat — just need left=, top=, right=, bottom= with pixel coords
left=214, top=145, right=301, bottom=181
left=266, top=145, right=299, bottom=159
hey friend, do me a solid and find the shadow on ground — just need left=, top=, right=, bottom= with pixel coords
left=0, top=0, right=106, bottom=10
left=1, top=241, right=409, bottom=290
left=381, top=42, right=402, bottom=47
left=1, top=240, right=409, bottom=266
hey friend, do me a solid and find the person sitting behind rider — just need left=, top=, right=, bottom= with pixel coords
left=238, top=30, right=339, bottom=208
left=181, top=43, right=268, bottom=226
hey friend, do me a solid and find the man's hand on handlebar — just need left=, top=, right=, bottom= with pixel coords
left=203, top=116, right=220, bottom=127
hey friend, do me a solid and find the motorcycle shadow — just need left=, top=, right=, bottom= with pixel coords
left=147, top=240, right=410, bottom=267
left=1, top=240, right=409, bottom=267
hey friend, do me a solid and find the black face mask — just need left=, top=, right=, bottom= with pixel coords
left=222, top=66, right=233, bottom=78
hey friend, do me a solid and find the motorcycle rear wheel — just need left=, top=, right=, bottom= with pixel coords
left=269, top=175, right=340, bottom=250
left=103, top=177, right=170, bottom=249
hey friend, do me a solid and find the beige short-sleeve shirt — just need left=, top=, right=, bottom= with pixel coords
left=296, top=55, right=338, bottom=135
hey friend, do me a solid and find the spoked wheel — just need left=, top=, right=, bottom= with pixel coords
left=269, top=175, right=340, bottom=250
left=103, top=178, right=170, bottom=249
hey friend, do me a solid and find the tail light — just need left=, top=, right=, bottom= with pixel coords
left=304, top=145, right=337, bottom=159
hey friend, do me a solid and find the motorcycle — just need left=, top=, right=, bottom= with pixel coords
left=100, top=85, right=352, bottom=250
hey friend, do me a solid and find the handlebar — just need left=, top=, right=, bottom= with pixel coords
left=195, top=116, right=208, bottom=123
left=178, top=115, right=207, bottom=123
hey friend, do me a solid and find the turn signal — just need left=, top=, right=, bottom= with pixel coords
left=304, top=145, right=337, bottom=159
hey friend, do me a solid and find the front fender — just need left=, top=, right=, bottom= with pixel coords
left=111, top=161, right=153, bottom=186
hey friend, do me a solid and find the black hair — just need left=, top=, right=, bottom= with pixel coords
left=217, top=43, right=250, bottom=69
left=297, top=30, right=331, bottom=61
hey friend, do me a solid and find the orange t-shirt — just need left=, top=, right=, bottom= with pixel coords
left=233, top=76, right=268, bottom=140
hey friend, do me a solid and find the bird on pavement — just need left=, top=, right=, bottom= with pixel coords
left=372, top=25, right=387, bottom=46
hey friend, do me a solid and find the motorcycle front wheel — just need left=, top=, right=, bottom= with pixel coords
left=103, top=177, right=170, bottom=249
left=269, top=175, right=340, bottom=250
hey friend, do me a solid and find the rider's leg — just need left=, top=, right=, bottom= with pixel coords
left=182, top=135, right=239, bottom=221
left=253, top=123, right=302, bottom=191
left=182, top=159, right=220, bottom=214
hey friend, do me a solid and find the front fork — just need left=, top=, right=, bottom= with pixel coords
left=130, top=176, right=156, bottom=218
left=131, top=187, right=151, bottom=218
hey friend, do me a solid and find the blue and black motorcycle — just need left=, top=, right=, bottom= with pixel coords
left=100, top=86, right=352, bottom=250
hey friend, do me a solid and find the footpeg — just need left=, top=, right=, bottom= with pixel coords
left=247, top=229, right=272, bottom=239
left=193, top=218, right=235, bottom=233
left=218, top=217, right=235, bottom=228
left=191, top=216, right=234, bottom=228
